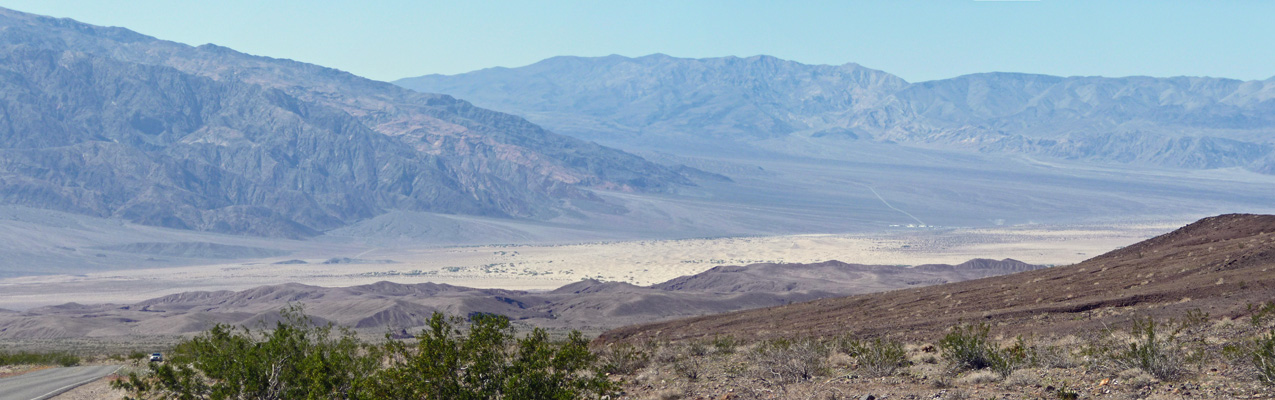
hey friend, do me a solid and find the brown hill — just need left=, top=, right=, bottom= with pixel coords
left=0, top=258, right=1039, bottom=339
left=599, top=214, right=1275, bottom=343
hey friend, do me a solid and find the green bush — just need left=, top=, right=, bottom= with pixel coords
left=113, top=305, right=617, bottom=400
left=114, top=305, right=378, bottom=399
left=940, top=324, right=996, bottom=371
left=711, top=335, right=738, bottom=354
left=0, top=351, right=80, bottom=367
left=844, top=337, right=909, bottom=377
left=1252, top=302, right=1275, bottom=327
left=359, top=312, right=615, bottom=399
left=1255, top=330, right=1275, bottom=386
left=687, top=340, right=709, bottom=357
left=938, top=323, right=1022, bottom=378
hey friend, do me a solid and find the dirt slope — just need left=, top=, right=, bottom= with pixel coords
left=599, top=213, right=1275, bottom=343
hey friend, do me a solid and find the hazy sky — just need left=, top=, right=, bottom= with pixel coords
left=2, top=1, right=1271, bottom=83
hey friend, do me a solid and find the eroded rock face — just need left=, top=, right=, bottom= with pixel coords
left=0, top=8, right=689, bottom=237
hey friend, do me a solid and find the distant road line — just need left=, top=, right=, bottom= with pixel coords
left=353, top=247, right=380, bottom=258
left=859, top=184, right=926, bottom=226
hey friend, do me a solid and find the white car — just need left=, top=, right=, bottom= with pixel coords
left=149, top=353, right=162, bottom=362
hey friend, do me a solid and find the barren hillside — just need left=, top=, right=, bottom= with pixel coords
left=600, top=213, right=1275, bottom=343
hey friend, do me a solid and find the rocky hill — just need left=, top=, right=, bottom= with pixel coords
left=599, top=214, right=1275, bottom=343
left=0, top=258, right=1040, bottom=339
left=0, top=8, right=690, bottom=238
left=398, top=54, right=1275, bottom=173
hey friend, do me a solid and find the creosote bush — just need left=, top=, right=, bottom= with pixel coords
left=711, top=335, right=738, bottom=354
left=843, top=337, right=910, bottom=377
left=1255, top=330, right=1275, bottom=386
left=938, top=323, right=1022, bottom=378
left=1111, top=318, right=1185, bottom=381
left=114, top=305, right=376, bottom=400
left=600, top=342, right=650, bottom=375
left=113, top=305, right=616, bottom=399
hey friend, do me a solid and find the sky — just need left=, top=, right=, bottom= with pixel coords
left=1, top=0, right=1272, bottom=83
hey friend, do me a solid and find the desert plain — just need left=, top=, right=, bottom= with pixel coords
left=0, top=219, right=1183, bottom=311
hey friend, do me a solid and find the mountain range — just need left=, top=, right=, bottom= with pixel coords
left=2, top=6, right=1273, bottom=269
left=0, top=8, right=692, bottom=238
left=0, top=258, right=1039, bottom=339
left=398, top=54, right=1275, bottom=173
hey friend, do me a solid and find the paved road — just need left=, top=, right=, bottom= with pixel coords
left=0, top=365, right=121, bottom=400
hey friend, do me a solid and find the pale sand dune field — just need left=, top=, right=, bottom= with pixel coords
left=0, top=222, right=1180, bottom=310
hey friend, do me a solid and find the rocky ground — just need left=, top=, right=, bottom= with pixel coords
left=606, top=317, right=1274, bottom=399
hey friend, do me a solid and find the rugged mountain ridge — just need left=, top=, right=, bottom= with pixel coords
left=398, top=54, right=1275, bottom=173
left=0, top=8, right=690, bottom=237
left=0, top=258, right=1041, bottom=338
left=599, top=214, right=1275, bottom=343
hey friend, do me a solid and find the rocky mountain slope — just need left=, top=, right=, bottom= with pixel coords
left=398, top=54, right=1275, bottom=173
left=0, top=258, right=1039, bottom=338
left=599, top=214, right=1275, bottom=343
left=0, top=8, right=690, bottom=238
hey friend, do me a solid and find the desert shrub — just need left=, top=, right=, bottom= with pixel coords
left=687, top=340, right=709, bottom=357
left=114, top=305, right=617, bottom=400
left=364, top=312, right=616, bottom=399
left=938, top=323, right=1022, bottom=377
left=711, top=335, right=738, bottom=354
left=673, top=355, right=705, bottom=381
left=128, top=351, right=148, bottom=360
left=0, top=351, right=79, bottom=367
left=114, top=305, right=378, bottom=400
left=1250, top=302, right=1275, bottom=327
left=1182, top=308, right=1210, bottom=328
left=1054, top=386, right=1079, bottom=400
left=599, top=342, right=650, bottom=375
left=940, top=324, right=996, bottom=371
left=956, top=370, right=1000, bottom=385
left=1110, top=317, right=1185, bottom=381
left=1025, top=343, right=1077, bottom=369
left=749, top=338, right=829, bottom=384
left=1255, top=330, right=1275, bottom=386
left=844, top=337, right=910, bottom=377
left=1003, top=371, right=1040, bottom=387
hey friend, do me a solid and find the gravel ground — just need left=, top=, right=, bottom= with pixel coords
left=49, top=376, right=124, bottom=400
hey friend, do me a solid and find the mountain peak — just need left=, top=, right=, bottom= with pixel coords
left=0, top=8, right=691, bottom=237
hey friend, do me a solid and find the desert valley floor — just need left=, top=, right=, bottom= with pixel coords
left=0, top=220, right=1181, bottom=311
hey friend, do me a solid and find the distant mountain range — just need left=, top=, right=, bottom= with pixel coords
left=0, top=258, right=1040, bottom=338
left=0, top=8, right=691, bottom=238
left=398, top=54, right=1275, bottom=173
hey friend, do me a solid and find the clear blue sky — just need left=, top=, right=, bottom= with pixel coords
left=1, top=0, right=1271, bottom=83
